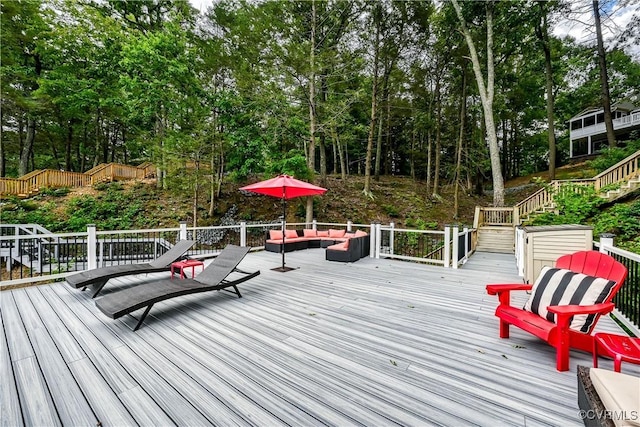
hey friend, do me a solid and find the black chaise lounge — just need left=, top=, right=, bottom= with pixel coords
left=66, top=239, right=196, bottom=298
left=95, top=244, right=260, bottom=331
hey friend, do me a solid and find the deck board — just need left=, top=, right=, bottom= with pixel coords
left=1, top=249, right=638, bottom=426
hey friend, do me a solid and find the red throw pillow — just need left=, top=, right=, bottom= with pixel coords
left=329, top=229, right=346, bottom=238
left=285, top=229, right=298, bottom=239
left=344, top=232, right=356, bottom=238
left=269, top=230, right=284, bottom=240
left=354, top=230, right=368, bottom=237
left=317, top=230, right=329, bottom=237
left=328, top=241, right=349, bottom=251
left=303, top=229, right=317, bottom=237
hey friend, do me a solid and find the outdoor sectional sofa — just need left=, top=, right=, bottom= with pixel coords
left=265, top=228, right=370, bottom=262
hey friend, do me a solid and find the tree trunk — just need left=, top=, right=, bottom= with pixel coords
left=454, top=68, right=467, bottom=219
left=593, top=0, right=616, bottom=148
left=192, top=161, right=199, bottom=227
left=332, top=125, right=346, bottom=180
left=432, top=76, right=442, bottom=198
left=536, top=2, right=557, bottom=180
left=19, top=116, right=36, bottom=176
left=306, top=0, right=317, bottom=223
left=65, top=121, right=73, bottom=171
left=374, top=104, right=383, bottom=181
left=318, top=74, right=329, bottom=186
left=93, top=111, right=101, bottom=168
left=410, top=121, right=416, bottom=181
left=384, top=90, right=392, bottom=175
left=451, top=0, right=505, bottom=206
left=363, top=12, right=380, bottom=198
left=426, top=129, right=432, bottom=195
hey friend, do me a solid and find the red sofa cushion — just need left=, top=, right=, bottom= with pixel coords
left=269, top=230, right=283, bottom=240
left=317, top=230, right=329, bottom=237
left=329, top=229, right=346, bottom=238
left=303, top=229, right=317, bottom=237
left=285, top=229, right=299, bottom=239
left=327, top=241, right=349, bottom=251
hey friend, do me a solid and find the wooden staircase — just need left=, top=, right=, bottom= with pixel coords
left=0, top=162, right=155, bottom=198
left=474, top=150, right=640, bottom=253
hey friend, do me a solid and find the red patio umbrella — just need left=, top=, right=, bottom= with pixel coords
left=240, top=174, right=327, bottom=272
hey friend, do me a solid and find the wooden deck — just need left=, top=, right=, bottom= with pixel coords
left=1, top=249, right=637, bottom=426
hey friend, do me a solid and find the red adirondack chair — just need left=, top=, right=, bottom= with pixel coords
left=486, top=251, right=627, bottom=371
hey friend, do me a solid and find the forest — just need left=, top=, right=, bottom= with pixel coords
left=2, top=0, right=640, bottom=218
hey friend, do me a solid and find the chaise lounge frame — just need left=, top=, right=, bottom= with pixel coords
left=66, top=240, right=196, bottom=298
left=95, top=244, right=260, bottom=331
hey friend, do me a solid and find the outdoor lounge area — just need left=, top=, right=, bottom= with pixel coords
left=2, top=248, right=638, bottom=426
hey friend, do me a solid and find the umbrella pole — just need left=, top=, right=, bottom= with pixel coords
left=272, top=197, right=294, bottom=272
left=281, top=198, right=286, bottom=270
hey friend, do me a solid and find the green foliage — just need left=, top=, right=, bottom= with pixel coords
left=587, top=139, right=640, bottom=173
left=38, top=187, right=70, bottom=197
left=527, top=182, right=640, bottom=254
left=528, top=184, right=604, bottom=226
left=405, top=218, right=439, bottom=230
left=383, top=204, right=400, bottom=218
left=1, top=200, right=63, bottom=230
left=64, top=186, right=143, bottom=231
left=593, top=200, right=640, bottom=253
left=266, top=151, right=313, bottom=181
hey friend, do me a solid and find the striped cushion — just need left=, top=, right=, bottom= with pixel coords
left=523, top=267, right=617, bottom=333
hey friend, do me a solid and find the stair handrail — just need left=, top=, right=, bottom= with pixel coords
left=84, top=163, right=110, bottom=176
left=1, top=162, right=156, bottom=196
left=593, top=150, right=640, bottom=191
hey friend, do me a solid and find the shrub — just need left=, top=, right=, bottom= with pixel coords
left=587, top=139, right=640, bottom=173
left=38, top=187, right=70, bottom=197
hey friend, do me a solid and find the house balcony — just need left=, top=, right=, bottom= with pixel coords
left=571, top=111, right=640, bottom=140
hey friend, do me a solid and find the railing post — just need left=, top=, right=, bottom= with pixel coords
left=240, top=221, right=247, bottom=247
left=375, top=222, right=381, bottom=259
left=87, top=224, right=97, bottom=270
left=370, top=222, right=376, bottom=258
left=464, top=227, right=470, bottom=259
left=179, top=221, right=187, bottom=241
left=347, top=221, right=352, bottom=232
left=473, top=206, right=481, bottom=228
left=389, top=222, right=395, bottom=256
left=444, top=225, right=451, bottom=268
left=452, top=225, right=459, bottom=269
left=312, top=219, right=317, bottom=231
left=513, top=207, right=519, bottom=226
left=599, top=233, right=615, bottom=253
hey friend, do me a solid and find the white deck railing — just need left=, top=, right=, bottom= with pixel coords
left=1, top=220, right=477, bottom=287
left=571, top=112, right=640, bottom=139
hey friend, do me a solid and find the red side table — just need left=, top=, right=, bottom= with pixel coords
left=593, top=332, right=640, bottom=372
left=171, top=260, right=204, bottom=279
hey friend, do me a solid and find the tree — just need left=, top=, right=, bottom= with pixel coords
left=535, top=1, right=559, bottom=180
left=450, top=0, right=505, bottom=207
left=593, top=0, right=616, bottom=148
left=363, top=2, right=382, bottom=198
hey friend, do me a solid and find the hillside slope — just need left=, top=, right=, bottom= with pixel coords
left=1, top=175, right=537, bottom=232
